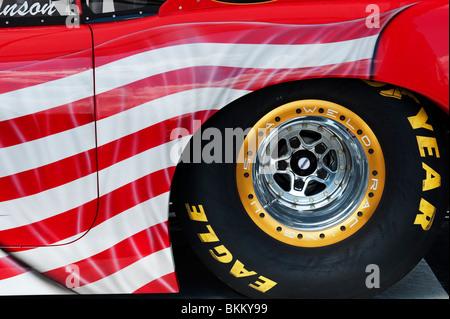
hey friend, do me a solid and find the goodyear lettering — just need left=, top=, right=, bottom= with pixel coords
left=186, top=203, right=278, bottom=293
left=414, top=198, right=436, bottom=231
left=407, top=108, right=441, bottom=230
left=185, top=203, right=208, bottom=222
left=364, top=81, right=420, bottom=104
left=198, top=224, right=219, bottom=243
left=210, top=245, right=233, bottom=263
left=380, top=87, right=420, bottom=104
left=363, top=80, right=387, bottom=88
left=249, top=275, right=277, bottom=293
left=421, top=163, right=441, bottom=191
left=408, top=107, right=434, bottom=131
left=230, top=260, right=257, bottom=278
left=416, top=136, right=440, bottom=158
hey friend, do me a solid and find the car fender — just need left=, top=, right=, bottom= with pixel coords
left=372, top=0, right=449, bottom=112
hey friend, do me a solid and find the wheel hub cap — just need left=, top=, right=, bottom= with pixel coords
left=291, top=151, right=316, bottom=176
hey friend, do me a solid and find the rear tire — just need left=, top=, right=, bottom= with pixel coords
left=171, top=79, right=448, bottom=298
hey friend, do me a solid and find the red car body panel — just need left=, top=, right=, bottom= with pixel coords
left=0, top=25, right=98, bottom=247
left=0, top=0, right=447, bottom=295
left=373, top=0, right=449, bottom=110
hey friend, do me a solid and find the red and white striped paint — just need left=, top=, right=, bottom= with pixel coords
left=0, top=7, right=404, bottom=294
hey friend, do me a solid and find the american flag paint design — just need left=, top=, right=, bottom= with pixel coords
left=0, top=8, right=404, bottom=294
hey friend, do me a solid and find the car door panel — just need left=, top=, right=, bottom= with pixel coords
left=0, top=24, right=97, bottom=247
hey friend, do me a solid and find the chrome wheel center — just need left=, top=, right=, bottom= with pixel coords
left=253, top=116, right=369, bottom=231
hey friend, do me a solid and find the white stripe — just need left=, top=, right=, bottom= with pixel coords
left=99, top=137, right=190, bottom=196
left=0, top=122, right=96, bottom=178
left=0, top=36, right=376, bottom=122
left=95, top=36, right=378, bottom=94
left=0, top=87, right=244, bottom=178
left=97, top=87, right=249, bottom=147
left=10, top=192, right=169, bottom=272
left=0, top=271, right=73, bottom=295
left=74, top=247, right=175, bottom=294
left=0, top=86, right=243, bottom=230
left=0, top=173, right=97, bottom=231
left=0, top=71, right=93, bottom=122
left=0, top=136, right=187, bottom=230
left=0, top=250, right=8, bottom=258
left=0, top=34, right=378, bottom=294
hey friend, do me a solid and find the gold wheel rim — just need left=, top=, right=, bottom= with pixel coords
left=236, top=100, right=385, bottom=247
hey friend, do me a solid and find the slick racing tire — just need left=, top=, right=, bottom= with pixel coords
left=170, top=79, right=449, bottom=298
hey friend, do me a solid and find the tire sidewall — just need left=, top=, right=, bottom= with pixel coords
left=173, top=79, right=448, bottom=298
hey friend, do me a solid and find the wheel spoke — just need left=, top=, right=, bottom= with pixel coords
left=249, top=110, right=369, bottom=234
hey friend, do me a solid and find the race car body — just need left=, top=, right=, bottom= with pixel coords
left=0, top=0, right=448, bottom=297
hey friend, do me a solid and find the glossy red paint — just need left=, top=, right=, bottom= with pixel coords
left=0, top=26, right=92, bottom=70
left=160, top=0, right=416, bottom=20
left=0, top=0, right=447, bottom=295
left=373, top=0, right=449, bottom=111
left=0, top=25, right=97, bottom=247
left=90, top=0, right=418, bottom=46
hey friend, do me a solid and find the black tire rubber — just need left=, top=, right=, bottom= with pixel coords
left=170, top=79, right=449, bottom=298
